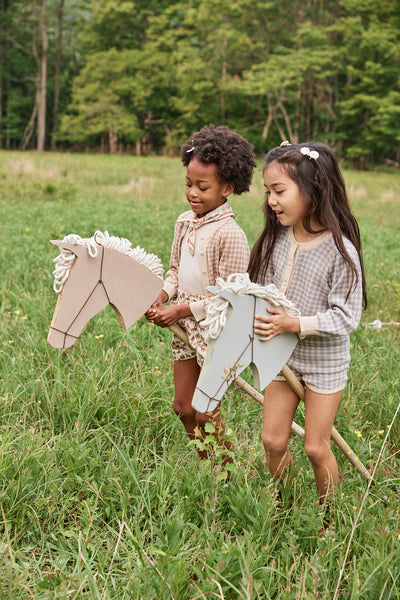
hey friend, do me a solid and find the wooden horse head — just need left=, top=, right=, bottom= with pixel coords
left=192, top=276, right=299, bottom=412
left=48, top=232, right=163, bottom=348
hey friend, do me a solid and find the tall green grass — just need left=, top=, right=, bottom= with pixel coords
left=0, top=150, right=399, bottom=598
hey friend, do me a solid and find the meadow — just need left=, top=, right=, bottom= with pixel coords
left=0, top=150, right=399, bottom=599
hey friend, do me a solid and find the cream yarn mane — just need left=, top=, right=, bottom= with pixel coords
left=52, top=231, right=164, bottom=293
left=202, top=273, right=301, bottom=340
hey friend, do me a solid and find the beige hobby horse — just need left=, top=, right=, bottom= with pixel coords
left=47, top=232, right=370, bottom=480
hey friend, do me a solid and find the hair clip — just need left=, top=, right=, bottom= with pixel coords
left=300, top=147, right=319, bottom=160
left=280, top=140, right=291, bottom=146
left=186, top=140, right=195, bottom=153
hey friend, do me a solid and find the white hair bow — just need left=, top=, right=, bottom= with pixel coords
left=300, top=147, right=319, bottom=160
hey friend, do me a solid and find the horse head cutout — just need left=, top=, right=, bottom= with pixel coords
left=48, top=232, right=163, bottom=348
left=192, top=275, right=300, bottom=413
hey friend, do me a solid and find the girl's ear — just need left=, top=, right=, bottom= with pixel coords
left=223, top=182, right=235, bottom=198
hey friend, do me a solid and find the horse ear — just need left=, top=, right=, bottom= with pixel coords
left=207, top=286, right=237, bottom=305
left=50, top=240, right=87, bottom=257
left=207, top=286, right=220, bottom=296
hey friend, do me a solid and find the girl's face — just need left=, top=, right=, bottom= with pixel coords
left=186, top=158, right=234, bottom=217
left=263, top=161, right=310, bottom=239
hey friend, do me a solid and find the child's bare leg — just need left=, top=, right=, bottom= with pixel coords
left=173, top=358, right=201, bottom=441
left=173, top=358, right=233, bottom=465
left=303, top=387, right=342, bottom=504
left=262, top=381, right=300, bottom=481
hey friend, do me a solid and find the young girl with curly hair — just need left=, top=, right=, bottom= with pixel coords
left=249, top=141, right=367, bottom=523
left=146, top=124, right=256, bottom=467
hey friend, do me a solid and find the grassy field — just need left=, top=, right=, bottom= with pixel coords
left=0, top=150, right=399, bottom=599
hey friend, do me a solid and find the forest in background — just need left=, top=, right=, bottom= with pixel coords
left=0, top=0, right=399, bottom=167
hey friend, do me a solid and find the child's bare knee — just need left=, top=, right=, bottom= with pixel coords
left=173, top=398, right=194, bottom=419
left=262, top=430, right=286, bottom=454
left=304, top=441, right=329, bottom=466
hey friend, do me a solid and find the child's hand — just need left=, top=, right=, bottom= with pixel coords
left=254, top=307, right=300, bottom=341
left=149, top=303, right=192, bottom=328
left=145, top=290, right=169, bottom=322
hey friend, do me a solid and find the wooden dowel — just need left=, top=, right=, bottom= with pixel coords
left=169, top=323, right=370, bottom=481
left=233, top=375, right=306, bottom=439
left=281, top=365, right=371, bottom=480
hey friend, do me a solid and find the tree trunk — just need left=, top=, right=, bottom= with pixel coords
left=0, top=0, right=9, bottom=149
left=109, top=129, right=117, bottom=154
left=262, top=96, right=274, bottom=141
left=0, top=29, right=3, bottom=150
left=51, top=0, right=64, bottom=150
left=37, top=0, right=48, bottom=151
left=20, top=85, right=39, bottom=150
left=273, top=113, right=287, bottom=142
left=294, top=87, right=302, bottom=143
left=220, top=35, right=227, bottom=121
left=277, top=96, right=293, bottom=141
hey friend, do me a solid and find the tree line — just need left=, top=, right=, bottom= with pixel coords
left=1, top=0, right=399, bottom=167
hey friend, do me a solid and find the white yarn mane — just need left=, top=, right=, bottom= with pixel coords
left=52, top=230, right=164, bottom=293
left=202, top=273, right=301, bottom=340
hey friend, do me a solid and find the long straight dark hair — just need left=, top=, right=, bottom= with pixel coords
left=248, top=142, right=367, bottom=308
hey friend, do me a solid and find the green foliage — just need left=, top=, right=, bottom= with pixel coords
left=1, top=0, right=399, bottom=163
left=332, top=2, right=400, bottom=165
left=0, top=151, right=399, bottom=597
left=59, top=49, right=143, bottom=144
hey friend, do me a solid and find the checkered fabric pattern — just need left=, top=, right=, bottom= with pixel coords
left=163, top=204, right=250, bottom=322
left=261, top=226, right=363, bottom=392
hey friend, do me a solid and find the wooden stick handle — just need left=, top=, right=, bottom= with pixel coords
left=169, top=323, right=370, bottom=480
left=281, top=366, right=371, bottom=480
left=168, top=325, right=307, bottom=435
left=234, top=375, right=305, bottom=439
left=169, top=323, right=190, bottom=343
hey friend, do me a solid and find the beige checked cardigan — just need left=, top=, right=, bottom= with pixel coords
left=163, top=208, right=250, bottom=322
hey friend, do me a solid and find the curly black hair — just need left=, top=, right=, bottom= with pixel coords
left=180, top=124, right=256, bottom=195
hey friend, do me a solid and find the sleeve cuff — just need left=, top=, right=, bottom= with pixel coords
left=190, top=300, right=206, bottom=322
left=299, top=315, right=319, bottom=336
left=162, top=282, right=176, bottom=301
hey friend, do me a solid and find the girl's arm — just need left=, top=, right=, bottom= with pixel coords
left=218, top=226, right=251, bottom=280
left=162, top=221, right=185, bottom=302
left=255, top=244, right=363, bottom=341
left=146, top=220, right=190, bottom=326
left=189, top=225, right=250, bottom=322
left=299, top=247, right=363, bottom=338
left=146, top=286, right=192, bottom=327
left=145, top=289, right=169, bottom=322
left=147, top=302, right=192, bottom=327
